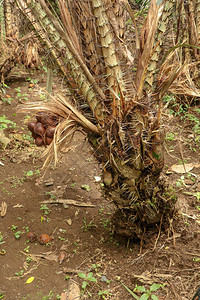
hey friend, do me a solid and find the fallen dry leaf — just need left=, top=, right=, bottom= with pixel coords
left=25, top=276, right=34, bottom=284
left=13, top=204, right=24, bottom=208
left=66, top=218, right=72, bottom=226
left=170, top=163, right=195, bottom=173
left=60, top=244, right=69, bottom=251
left=58, top=251, right=66, bottom=264
left=0, top=201, right=7, bottom=217
left=0, top=131, right=10, bottom=148
left=39, top=251, right=58, bottom=262
left=61, top=280, right=80, bottom=300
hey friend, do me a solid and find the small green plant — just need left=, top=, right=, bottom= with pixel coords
left=11, top=225, right=18, bottom=231
left=100, top=217, right=111, bottom=230
left=176, top=176, right=186, bottom=187
left=1, top=97, right=14, bottom=105
left=16, top=92, right=28, bottom=103
left=58, top=236, right=65, bottom=241
left=40, top=290, right=54, bottom=300
left=81, top=218, right=97, bottom=231
left=73, top=241, right=79, bottom=254
left=120, top=281, right=163, bottom=300
left=90, top=264, right=100, bottom=272
left=21, top=295, right=31, bottom=300
left=134, top=284, right=163, bottom=300
left=0, top=82, right=10, bottom=94
left=39, top=92, right=46, bottom=100
left=40, top=204, right=51, bottom=215
left=78, top=272, right=97, bottom=294
left=26, top=77, right=39, bottom=85
left=81, top=184, right=91, bottom=191
left=15, top=270, right=24, bottom=277
left=165, top=132, right=175, bottom=141
left=194, top=192, right=200, bottom=201
left=24, top=246, right=30, bottom=253
left=25, top=226, right=29, bottom=233
left=98, top=290, right=112, bottom=299
left=45, top=191, right=57, bottom=200
left=14, top=231, right=22, bottom=239
left=0, top=293, right=5, bottom=299
left=0, top=232, right=4, bottom=245
left=40, top=204, right=51, bottom=223
left=25, top=170, right=34, bottom=177
left=99, top=208, right=104, bottom=215
left=26, top=256, right=32, bottom=264
left=193, top=257, right=200, bottom=262
left=15, top=87, right=21, bottom=93
left=0, top=116, right=16, bottom=130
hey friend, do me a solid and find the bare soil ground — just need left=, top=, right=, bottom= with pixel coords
left=0, top=70, right=200, bottom=300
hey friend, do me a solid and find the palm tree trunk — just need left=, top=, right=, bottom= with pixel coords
left=17, top=0, right=177, bottom=238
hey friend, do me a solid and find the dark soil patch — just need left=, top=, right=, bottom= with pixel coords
left=0, top=71, right=200, bottom=300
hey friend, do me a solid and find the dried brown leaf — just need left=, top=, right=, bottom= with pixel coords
left=0, top=201, right=7, bottom=217
left=57, top=0, right=82, bottom=57
left=61, top=280, right=80, bottom=300
left=58, top=251, right=66, bottom=264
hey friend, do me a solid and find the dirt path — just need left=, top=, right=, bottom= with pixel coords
left=0, top=71, right=200, bottom=299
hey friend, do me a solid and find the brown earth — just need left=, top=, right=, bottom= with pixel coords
left=0, top=70, right=200, bottom=300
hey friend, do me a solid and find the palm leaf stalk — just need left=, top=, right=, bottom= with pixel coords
left=17, top=0, right=179, bottom=238
left=4, top=0, right=19, bottom=39
left=184, top=0, right=199, bottom=60
left=145, top=0, right=175, bottom=87
left=0, top=1, right=6, bottom=39
left=196, top=0, right=200, bottom=45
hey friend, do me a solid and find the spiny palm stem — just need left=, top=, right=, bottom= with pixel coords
left=92, top=0, right=124, bottom=108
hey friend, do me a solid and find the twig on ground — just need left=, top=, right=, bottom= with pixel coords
left=63, top=268, right=84, bottom=274
left=153, top=214, right=163, bottom=251
left=139, top=227, right=146, bottom=254
left=6, top=264, right=40, bottom=280
left=40, top=199, right=95, bottom=207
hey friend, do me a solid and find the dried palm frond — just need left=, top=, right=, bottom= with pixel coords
left=19, top=92, right=100, bottom=167
left=57, top=0, right=82, bottom=57
left=24, top=39, right=40, bottom=68
left=134, top=0, right=161, bottom=97
left=157, top=50, right=200, bottom=104
left=0, top=43, right=22, bottom=82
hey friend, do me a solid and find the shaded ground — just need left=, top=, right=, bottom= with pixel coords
left=0, top=70, right=200, bottom=300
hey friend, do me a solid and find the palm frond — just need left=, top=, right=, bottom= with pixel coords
left=19, top=92, right=100, bottom=167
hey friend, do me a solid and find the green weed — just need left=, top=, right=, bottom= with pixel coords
left=78, top=272, right=97, bottom=294
left=81, top=218, right=97, bottom=231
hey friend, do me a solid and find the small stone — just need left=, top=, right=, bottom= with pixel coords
left=44, top=181, right=54, bottom=187
left=100, top=275, right=108, bottom=282
left=94, top=176, right=101, bottom=182
left=66, top=218, right=72, bottom=226
left=44, top=178, right=54, bottom=186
